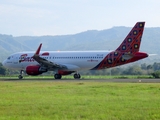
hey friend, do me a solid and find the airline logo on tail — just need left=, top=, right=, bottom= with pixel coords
left=116, top=22, right=145, bottom=53
left=92, top=22, right=148, bottom=70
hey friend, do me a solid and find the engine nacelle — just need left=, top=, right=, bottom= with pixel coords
left=26, top=65, right=47, bottom=75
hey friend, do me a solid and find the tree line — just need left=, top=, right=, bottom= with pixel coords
left=1, top=62, right=160, bottom=78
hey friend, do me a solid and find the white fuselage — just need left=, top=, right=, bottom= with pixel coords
left=3, top=51, right=110, bottom=71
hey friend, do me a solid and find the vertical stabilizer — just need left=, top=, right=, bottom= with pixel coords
left=116, top=22, right=145, bottom=53
left=92, top=22, right=148, bottom=70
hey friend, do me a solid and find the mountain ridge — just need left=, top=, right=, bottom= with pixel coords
left=0, top=26, right=160, bottom=62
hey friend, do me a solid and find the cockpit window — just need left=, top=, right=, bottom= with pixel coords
left=7, top=57, right=11, bottom=60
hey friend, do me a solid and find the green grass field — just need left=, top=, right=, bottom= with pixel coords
left=0, top=81, right=160, bottom=120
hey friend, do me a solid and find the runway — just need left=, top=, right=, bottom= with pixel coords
left=1, top=78, right=160, bottom=83
left=46, top=79, right=160, bottom=83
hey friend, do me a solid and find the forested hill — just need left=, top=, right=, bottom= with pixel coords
left=0, top=27, right=160, bottom=62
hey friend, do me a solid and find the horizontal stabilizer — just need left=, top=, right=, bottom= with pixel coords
left=122, top=53, right=133, bottom=60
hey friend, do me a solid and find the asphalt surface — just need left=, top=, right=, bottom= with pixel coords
left=1, top=78, right=160, bottom=83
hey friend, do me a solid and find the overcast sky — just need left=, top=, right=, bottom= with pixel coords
left=0, top=0, right=160, bottom=36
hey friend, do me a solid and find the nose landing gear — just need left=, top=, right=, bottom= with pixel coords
left=18, top=70, right=24, bottom=79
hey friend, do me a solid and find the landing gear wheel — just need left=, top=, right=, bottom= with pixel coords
left=74, top=73, right=81, bottom=79
left=18, top=70, right=24, bottom=79
left=18, top=75, right=23, bottom=79
left=54, top=74, right=62, bottom=79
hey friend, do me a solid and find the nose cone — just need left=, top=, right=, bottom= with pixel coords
left=2, top=60, right=7, bottom=68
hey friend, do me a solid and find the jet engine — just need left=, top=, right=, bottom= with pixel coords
left=26, top=65, right=47, bottom=75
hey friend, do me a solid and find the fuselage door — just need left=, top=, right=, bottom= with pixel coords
left=13, top=54, right=18, bottom=64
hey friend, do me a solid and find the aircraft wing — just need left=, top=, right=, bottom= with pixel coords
left=32, top=44, right=67, bottom=70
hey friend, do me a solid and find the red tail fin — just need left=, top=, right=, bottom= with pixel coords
left=92, top=22, right=147, bottom=70
left=116, top=22, right=145, bottom=53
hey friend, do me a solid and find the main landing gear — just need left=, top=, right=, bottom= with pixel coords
left=54, top=74, right=62, bottom=79
left=54, top=73, right=81, bottom=79
left=18, top=70, right=24, bottom=79
left=74, top=73, right=81, bottom=79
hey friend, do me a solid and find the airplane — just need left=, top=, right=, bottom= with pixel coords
left=2, top=22, right=148, bottom=79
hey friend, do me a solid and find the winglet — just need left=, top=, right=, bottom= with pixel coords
left=35, top=43, right=42, bottom=55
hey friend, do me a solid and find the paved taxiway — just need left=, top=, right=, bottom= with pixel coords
left=1, top=78, right=160, bottom=83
